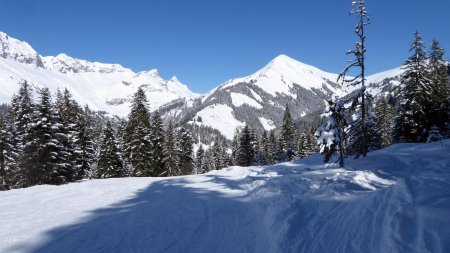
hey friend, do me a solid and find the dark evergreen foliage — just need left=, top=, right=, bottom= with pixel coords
left=394, top=32, right=432, bottom=142
left=237, top=124, right=254, bottom=167
left=97, top=121, right=126, bottom=178
left=162, top=122, right=180, bottom=176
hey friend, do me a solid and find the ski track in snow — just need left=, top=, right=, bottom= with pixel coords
left=1, top=141, right=450, bottom=253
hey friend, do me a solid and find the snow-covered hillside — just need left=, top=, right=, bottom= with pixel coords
left=1, top=140, right=449, bottom=253
left=0, top=32, right=199, bottom=117
left=189, top=55, right=346, bottom=138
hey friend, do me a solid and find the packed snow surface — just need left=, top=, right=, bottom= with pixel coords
left=1, top=141, right=449, bottom=253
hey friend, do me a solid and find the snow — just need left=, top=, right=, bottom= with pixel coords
left=249, top=89, right=263, bottom=102
left=230, top=92, right=263, bottom=109
left=0, top=32, right=200, bottom=117
left=366, top=67, right=404, bottom=84
left=217, top=54, right=341, bottom=97
left=194, top=104, right=245, bottom=139
left=258, top=117, right=276, bottom=131
left=1, top=140, right=449, bottom=253
left=0, top=57, right=199, bottom=117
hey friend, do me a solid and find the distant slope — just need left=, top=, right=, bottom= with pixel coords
left=1, top=140, right=449, bottom=253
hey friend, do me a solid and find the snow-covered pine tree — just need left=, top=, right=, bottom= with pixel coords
left=375, top=96, right=395, bottom=147
left=194, top=144, right=205, bottom=174
left=441, top=97, right=450, bottom=137
left=177, top=126, right=194, bottom=175
left=260, top=130, right=270, bottom=165
left=97, top=121, right=126, bottom=178
left=230, top=128, right=240, bottom=166
left=55, top=88, right=83, bottom=180
left=4, top=101, right=21, bottom=187
left=162, top=122, right=180, bottom=176
left=237, top=124, right=254, bottom=167
left=338, top=0, right=370, bottom=157
left=250, top=128, right=264, bottom=165
left=428, top=39, right=449, bottom=131
left=280, top=104, right=296, bottom=160
left=297, top=129, right=314, bottom=158
left=394, top=31, right=432, bottom=142
left=124, top=88, right=152, bottom=176
left=268, top=130, right=277, bottom=164
left=201, top=149, right=214, bottom=173
left=20, top=88, right=67, bottom=186
left=210, top=138, right=224, bottom=170
left=150, top=111, right=165, bottom=176
left=13, top=81, right=34, bottom=150
left=315, top=98, right=347, bottom=167
left=0, top=115, right=8, bottom=190
left=347, top=93, right=380, bottom=156
left=75, top=107, right=96, bottom=179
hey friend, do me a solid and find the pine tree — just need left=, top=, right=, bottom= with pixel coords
left=177, top=127, right=194, bottom=175
left=237, top=124, right=254, bottom=167
left=260, top=130, right=270, bottom=165
left=14, top=81, right=34, bottom=142
left=20, top=88, right=69, bottom=186
left=150, top=111, right=165, bottom=176
left=162, top=122, right=180, bottom=176
left=55, top=88, right=83, bottom=180
left=4, top=105, right=21, bottom=187
left=375, top=96, right=395, bottom=147
left=428, top=39, right=449, bottom=131
left=316, top=98, right=347, bottom=167
left=297, top=129, right=314, bottom=158
left=211, top=138, right=228, bottom=170
left=97, top=121, right=126, bottom=178
left=195, top=144, right=205, bottom=174
left=76, top=107, right=96, bottom=179
left=347, top=94, right=380, bottom=156
left=201, top=149, right=214, bottom=173
left=230, top=129, right=240, bottom=166
left=268, top=130, right=277, bottom=164
left=280, top=105, right=296, bottom=160
left=394, top=31, right=432, bottom=142
left=124, top=88, right=152, bottom=176
left=338, top=0, right=370, bottom=157
left=0, top=115, right=8, bottom=190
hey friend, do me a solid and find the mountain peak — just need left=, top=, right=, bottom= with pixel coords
left=0, top=31, right=43, bottom=67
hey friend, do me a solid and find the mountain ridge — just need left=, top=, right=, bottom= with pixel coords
left=0, top=31, right=405, bottom=139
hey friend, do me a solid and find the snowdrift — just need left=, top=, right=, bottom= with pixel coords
left=1, top=140, right=449, bottom=253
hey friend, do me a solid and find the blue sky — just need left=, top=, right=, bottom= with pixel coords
left=1, top=0, right=449, bottom=93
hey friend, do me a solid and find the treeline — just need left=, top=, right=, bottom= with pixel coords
left=0, top=84, right=196, bottom=190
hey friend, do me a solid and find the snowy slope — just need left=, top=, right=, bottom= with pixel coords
left=187, top=54, right=344, bottom=138
left=1, top=140, right=449, bottom=253
left=218, top=54, right=342, bottom=97
left=0, top=32, right=199, bottom=117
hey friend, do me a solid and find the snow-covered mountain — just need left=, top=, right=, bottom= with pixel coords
left=0, top=31, right=407, bottom=138
left=0, top=32, right=199, bottom=117
left=182, top=55, right=406, bottom=139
